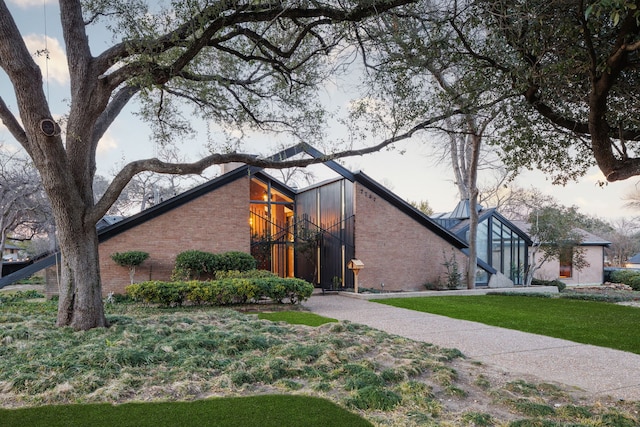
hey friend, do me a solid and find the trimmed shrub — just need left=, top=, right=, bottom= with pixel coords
left=126, top=281, right=189, bottom=306
left=216, top=251, right=257, bottom=272
left=172, top=250, right=218, bottom=280
left=126, top=276, right=314, bottom=307
left=110, top=251, right=149, bottom=267
left=110, top=251, right=149, bottom=284
left=173, top=250, right=257, bottom=280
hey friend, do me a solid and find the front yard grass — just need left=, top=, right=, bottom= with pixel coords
left=257, top=311, right=338, bottom=326
left=375, top=294, right=640, bottom=354
left=0, top=395, right=371, bottom=427
left=2, top=292, right=639, bottom=426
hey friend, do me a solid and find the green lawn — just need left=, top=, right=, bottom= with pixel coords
left=375, top=294, right=640, bottom=354
left=0, top=395, right=372, bottom=427
left=257, top=310, right=338, bottom=326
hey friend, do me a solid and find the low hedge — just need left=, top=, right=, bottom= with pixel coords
left=610, top=269, right=640, bottom=291
left=125, top=275, right=314, bottom=307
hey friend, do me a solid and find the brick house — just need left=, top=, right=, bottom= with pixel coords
left=34, top=144, right=513, bottom=297
left=86, top=144, right=475, bottom=296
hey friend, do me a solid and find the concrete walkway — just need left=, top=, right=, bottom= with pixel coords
left=302, top=292, right=640, bottom=401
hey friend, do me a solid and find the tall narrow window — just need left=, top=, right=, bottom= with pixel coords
left=476, top=220, right=489, bottom=263
left=559, top=246, right=573, bottom=278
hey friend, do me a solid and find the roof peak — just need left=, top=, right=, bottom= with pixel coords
left=448, top=199, right=483, bottom=219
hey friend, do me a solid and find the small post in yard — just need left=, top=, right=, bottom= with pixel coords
left=347, top=259, right=364, bottom=293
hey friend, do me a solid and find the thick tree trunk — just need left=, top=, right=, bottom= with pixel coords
left=55, top=219, right=107, bottom=330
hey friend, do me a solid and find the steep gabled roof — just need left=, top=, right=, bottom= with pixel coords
left=98, top=165, right=252, bottom=242
left=99, top=142, right=468, bottom=249
left=98, top=144, right=309, bottom=242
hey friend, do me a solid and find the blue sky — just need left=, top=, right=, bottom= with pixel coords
left=0, top=0, right=637, bottom=221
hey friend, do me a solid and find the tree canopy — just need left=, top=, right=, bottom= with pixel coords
left=353, top=0, right=640, bottom=185
left=448, top=0, right=640, bottom=183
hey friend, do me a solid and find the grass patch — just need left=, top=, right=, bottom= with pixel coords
left=375, top=295, right=640, bottom=354
left=257, top=311, right=338, bottom=326
left=0, top=395, right=372, bottom=427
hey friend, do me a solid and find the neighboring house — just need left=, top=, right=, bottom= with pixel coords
left=2, top=242, right=22, bottom=261
left=511, top=221, right=610, bottom=286
left=624, top=253, right=640, bottom=269
left=432, top=201, right=532, bottom=287
left=2, top=242, right=32, bottom=278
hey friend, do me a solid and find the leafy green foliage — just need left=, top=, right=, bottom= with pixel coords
left=216, top=251, right=257, bottom=272
left=610, top=269, right=640, bottom=290
left=172, top=250, right=218, bottom=280
left=111, top=251, right=150, bottom=284
left=214, top=269, right=276, bottom=280
left=526, top=206, right=589, bottom=286
left=126, top=277, right=313, bottom=307
left=441, top=250, right=462, bottom=289
left=408, top=199, right=434, bottom=216
left=172, top=250, right=257, bottom=280
left=110, top=251, right=149, bottom=268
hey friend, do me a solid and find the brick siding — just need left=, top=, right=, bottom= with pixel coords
left=99, top=177, right=250, bottom=295
left=353, top=183, right=468, bottom=291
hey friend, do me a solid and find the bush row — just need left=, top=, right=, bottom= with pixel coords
left=609, top=270, right=640, bottom=291
left=172, top=250, right=257, bottom=280
left=125, top=273, right=314, bottom=307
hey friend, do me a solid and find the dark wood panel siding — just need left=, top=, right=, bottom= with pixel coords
left=295, top=179, right=355, bottom=289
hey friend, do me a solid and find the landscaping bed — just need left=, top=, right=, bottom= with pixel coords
left=0, top=291, right=638, bottom=426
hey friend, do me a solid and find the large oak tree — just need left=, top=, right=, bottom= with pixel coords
left=0, top=0, right=417, bottom=330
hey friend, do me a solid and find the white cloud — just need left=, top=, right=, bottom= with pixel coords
left=9, top=0, right=56, bottom=8
left=23, top=34, right=69, bottom=86
left=97, top=132, right=119, bottom=155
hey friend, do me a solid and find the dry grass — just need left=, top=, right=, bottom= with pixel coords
left=0, top=294, right=638, bottom=426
